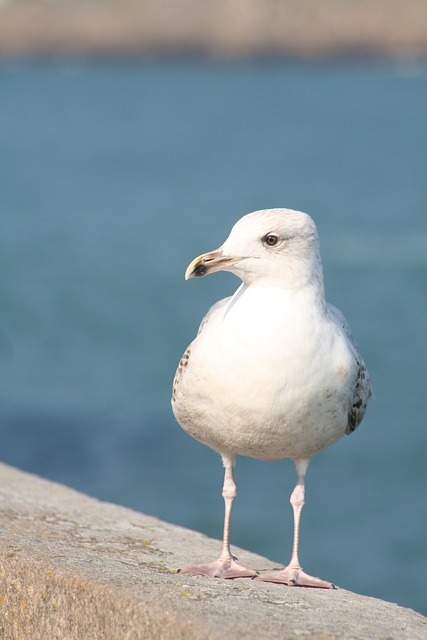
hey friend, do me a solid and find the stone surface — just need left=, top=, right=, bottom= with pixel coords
left=0, top=462, right=425, bottom=639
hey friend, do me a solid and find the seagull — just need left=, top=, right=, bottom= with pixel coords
left=172, top=208, right=371, bottom=588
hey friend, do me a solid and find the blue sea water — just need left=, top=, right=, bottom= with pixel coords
left=1, top=59, right=426, bottom=615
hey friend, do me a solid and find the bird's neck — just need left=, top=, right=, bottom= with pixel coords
left=228, top=273, right=327, bottom=320
left=240, top=260, right=326, bottom=311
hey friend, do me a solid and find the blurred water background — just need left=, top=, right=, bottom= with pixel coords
left=1, top=59, right=426, bottom=616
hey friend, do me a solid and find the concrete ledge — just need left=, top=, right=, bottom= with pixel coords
left=0, top=463, right=425, bottom=640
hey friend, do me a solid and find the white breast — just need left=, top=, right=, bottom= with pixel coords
left=173, top=283, right=356, bottom=461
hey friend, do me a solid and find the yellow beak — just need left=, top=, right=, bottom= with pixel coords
left=185, top=248, right=240, bottom=280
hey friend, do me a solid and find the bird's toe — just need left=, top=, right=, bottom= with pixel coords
left=257, top=567, right=335, bottom=589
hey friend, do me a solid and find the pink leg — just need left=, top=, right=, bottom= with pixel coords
left=179, top=453, right=257, bottom=578
left=258, top=459, right=335, bottom=588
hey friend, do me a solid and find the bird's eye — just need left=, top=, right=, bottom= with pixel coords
left=263, top=234, right=279, bottom=247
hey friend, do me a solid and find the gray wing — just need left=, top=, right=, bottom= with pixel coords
left=327, top=304, right=372, bottom=435
left=172, top=297, right=231, bottom=403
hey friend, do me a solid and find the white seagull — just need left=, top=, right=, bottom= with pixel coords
left=172, top=208, right=371, bottom=588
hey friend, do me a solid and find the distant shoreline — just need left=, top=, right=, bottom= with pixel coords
left=1, top=0, right=426, bottom=59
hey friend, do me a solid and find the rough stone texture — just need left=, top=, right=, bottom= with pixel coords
left=0, top=0, right=427, bottom=57
left=0, top=462, right=425, bottom=640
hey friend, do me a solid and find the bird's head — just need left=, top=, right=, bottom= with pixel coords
left=185, top=208, right=322, bottom=288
